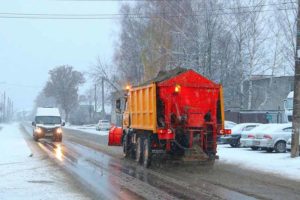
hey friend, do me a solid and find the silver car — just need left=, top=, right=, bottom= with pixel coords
left=96, top=120, right=110, bottom=131
left=286, top=138, right=291, bottom=151
left=253, top=123, right=292, bottom=153
left=240, top=124, right=275, bottom=150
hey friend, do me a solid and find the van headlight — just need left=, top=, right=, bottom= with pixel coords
left=56, top=128, right=62, bottom=134
left=35, top=127, right=42, bottom=134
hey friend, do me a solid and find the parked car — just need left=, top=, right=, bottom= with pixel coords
left=240, top=124, right=275, bottom=150
left=220, top=123, right=261, bottom=147
left=253, top=123, right=292, bottom=153
left=225, top=121, right=237, bottom=129
left=286, top=138, right=291, bottom=151
left=96, top=120, right=110, bottom=131
left=217, top=121, right=237, bottom=143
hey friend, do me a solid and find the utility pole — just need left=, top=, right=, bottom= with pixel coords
left=291, top=0, right=300, bottom=158
left=101, top=77, right=105, bottom=119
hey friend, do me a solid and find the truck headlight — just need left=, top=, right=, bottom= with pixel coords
left=56, top=128, right=62, bottom=134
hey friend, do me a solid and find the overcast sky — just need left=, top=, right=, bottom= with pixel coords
left=0, top=0, right=120, bottom=111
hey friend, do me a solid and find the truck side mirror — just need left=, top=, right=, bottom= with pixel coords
left=116, top=99, right=121, bottom=113
left=32, top=121, right=36, bottom=126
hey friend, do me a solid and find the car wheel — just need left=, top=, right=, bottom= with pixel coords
left=230, top=144, right=235, bottom=147
left=275, top=141, right=286, bottom=153
left=266, top=148, right=274, bottom=153
left=251, top=146, right=259, bottom=150
left=236, top=140, right=241, bottom=148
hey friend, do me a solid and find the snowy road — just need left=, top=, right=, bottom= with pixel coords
left=0, top=123, right=92, bottom=200
left=6, top=123, right=300, bottom=200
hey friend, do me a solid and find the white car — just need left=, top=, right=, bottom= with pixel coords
left=253, top=123, right=292, bottom=153
left=240, top=124, right=275, bottom=150
left=219, top=123, right=260, bottom=147
left=286, top=138, right=291, bottom=151
left=225, top=121, right=237, bottom=129
left=96, top=120, right=110, bottom=131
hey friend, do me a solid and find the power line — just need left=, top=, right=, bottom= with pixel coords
left=0, top=8, right=296, bottom=20
left=0, top=1, right=296, bottom=17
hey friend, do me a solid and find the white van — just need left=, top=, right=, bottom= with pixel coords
left=32, top=107, right=65, bottom=142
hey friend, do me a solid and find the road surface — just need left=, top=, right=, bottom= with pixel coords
left=20, top=123, right=300, bottom=200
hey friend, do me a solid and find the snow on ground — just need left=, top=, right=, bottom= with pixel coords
left=65, top=124, right=108, bottom=136
left=218, top=144, right=300, bottom=181
left=0, top=123, right=90, bottom=200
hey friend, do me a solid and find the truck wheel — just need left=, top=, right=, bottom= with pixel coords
left=123, top=135, right=130, bottom=158
left=135, top=137, right=143, bottom=164
left=143, top=137, right=151, bottom=168
left=275, top=141, right=286, bottom=153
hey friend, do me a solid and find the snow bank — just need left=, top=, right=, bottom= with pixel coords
left=218, top=145, right=300, bottom=181
left=65, top=125, right=108, bottom=136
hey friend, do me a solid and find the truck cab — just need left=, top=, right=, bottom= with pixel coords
left=32, top=107, right=65, bottom=142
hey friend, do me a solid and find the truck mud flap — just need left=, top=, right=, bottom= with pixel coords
left=108, top=126, right=123, bottom=146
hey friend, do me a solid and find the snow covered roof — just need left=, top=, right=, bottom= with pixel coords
left=36, top=107, right=61, bottom=117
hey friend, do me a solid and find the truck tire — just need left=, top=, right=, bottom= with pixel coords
left=123, top=134, right=130, bottom=158
left=135, top=137, right=143, bottom=164
left=143, top=137, right=151, bottom=168
left=275, top=141, right=286, bottom=153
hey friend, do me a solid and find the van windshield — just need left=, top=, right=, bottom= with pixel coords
left=35, top=116, right=61, bottom=125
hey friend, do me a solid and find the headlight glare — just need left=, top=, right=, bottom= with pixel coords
left=56, top=128, right=62, bottom=134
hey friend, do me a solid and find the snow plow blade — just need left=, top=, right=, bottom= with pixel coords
left=108, top=126, right=122, bottom=146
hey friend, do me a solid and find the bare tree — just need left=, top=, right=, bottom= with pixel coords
left=274, top=0, right=297, bottom=74
left=44, top=65, right=85, bottom=122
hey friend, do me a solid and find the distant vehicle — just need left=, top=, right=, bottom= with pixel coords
left=253, top=123, right=292, bottom=153
left=284, top=91, right=293, bottom=122
left=286, top=138, right=291, bottom=151
left=32, top=107, right=65, bottom=142
left=225, top=121, right=237, bottom=129
left=96, top=120, right=110, bottom=131
left=220, top=123, right=261, bottom=147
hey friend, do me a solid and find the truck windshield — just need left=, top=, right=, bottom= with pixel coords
left=35, top=116, right=61, bottom=124
left=286, top=98, right=293, bottom=109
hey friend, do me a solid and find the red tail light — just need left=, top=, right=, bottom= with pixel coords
left=220, top=129, right=231, bottom=135
left=248, top=134, right=255, bottom=139
left=263, top=134, right=272, bottom=139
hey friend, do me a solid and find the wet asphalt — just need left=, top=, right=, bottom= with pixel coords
left=20, top=124, right=300, bottom=200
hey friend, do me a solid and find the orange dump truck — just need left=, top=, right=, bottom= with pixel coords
left=109, top=68, right=225, bottom=167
